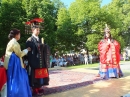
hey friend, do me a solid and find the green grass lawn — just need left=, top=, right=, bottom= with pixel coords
left=120, top=61, right=130, bottom=63
left=67, top=61, right=130, bottom=69
left=67, top=63, right=99, bottom=69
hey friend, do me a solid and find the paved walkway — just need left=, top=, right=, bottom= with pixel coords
left=43, top=65, right=130, bottom=97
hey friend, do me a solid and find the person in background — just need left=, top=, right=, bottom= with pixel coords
left=55, top=56, right=59, bottom=66
left=50, top=54, right=53, bottom=68
left=0, top=58, right=4, bottom=67
left=123, top=51, right=127, bottom=61
left=89, top=54, right=93, bottom=64
left=63, top=56, right=67, bottom=67
left=84, top=53, right=88, bottom=65
left=59, top=57, right=64, bottom=66
left=52, top=56, right=56, bottom=67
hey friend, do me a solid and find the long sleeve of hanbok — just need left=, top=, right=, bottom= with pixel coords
left=4, top=39, right=28, bottom=69
left=12, top=43, right=28, bottom=58
left=98, top=39, right=120, bottom=64
left=98, top=40, right=110, bottom=64
left=113, top=40, right=120, bottom=64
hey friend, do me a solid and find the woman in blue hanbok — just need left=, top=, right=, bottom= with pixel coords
left=4, top=28, right=32, bottom=97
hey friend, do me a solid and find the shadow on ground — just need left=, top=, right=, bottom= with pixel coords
left=43, top=70, right=102, bottom=95
left=43, top=72, right=130, bottom=97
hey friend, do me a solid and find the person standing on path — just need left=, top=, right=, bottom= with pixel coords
left=84, top=53, right=88, bottom=65
left=98, top=24, right=123, bottom=79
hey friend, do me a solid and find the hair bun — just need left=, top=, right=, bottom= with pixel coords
left=8, top=28, right=20, bottom=40
left=8, top=33, right=14, bottom=39
left=10, top=30, right=14, bottom=34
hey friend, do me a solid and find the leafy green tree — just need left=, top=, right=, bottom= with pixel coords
left=56, top=8, right=77, bottom=52
left=102, top=0, right=129, bottom=49
left=22, top=0, right=65, bottom=53
left=68, top=0, right=125, bottom=52
left=68, top=0, right=105, bottom=52
left=0, top=0, right=128, bottom=56
left=52, top=0, right=65, bottom=18
left=0, top=0, right=25, bottom=56
left=0, top=0, right=66, bottom=56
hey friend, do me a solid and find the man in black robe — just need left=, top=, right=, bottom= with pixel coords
left=25, top=21, right=50, bottom=96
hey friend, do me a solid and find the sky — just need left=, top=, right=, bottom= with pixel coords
left=60, top=0, right=112, bottom=7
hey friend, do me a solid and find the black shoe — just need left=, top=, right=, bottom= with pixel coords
left=38, top=89, right=44, bottom=96
left=32, top=92, right=38, bottom=97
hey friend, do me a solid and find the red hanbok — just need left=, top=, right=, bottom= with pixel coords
left=0, top=55, right=7, bottom=97
left=98, top=39, right=123, bottom=79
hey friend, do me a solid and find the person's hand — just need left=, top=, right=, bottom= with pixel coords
left=27, top=47, right=31, bottom=51
left=108, top=39, right=111, bottom=44
left=24, top=64, right=26, bottom=68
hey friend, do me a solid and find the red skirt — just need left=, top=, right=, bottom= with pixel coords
left=0, top=67, right=7, bottom=91
left=35, top=68, right=49, bottom=78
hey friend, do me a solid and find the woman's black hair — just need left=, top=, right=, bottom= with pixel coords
left=104, top=31, right=112, bottom=39
left=8, top=28, right=20, bottom=40
left=103, top=32, right=115, bottom=42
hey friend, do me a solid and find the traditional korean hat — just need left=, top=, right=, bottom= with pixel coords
left=25, top=18, right=44, bottom=34
left=104, top=24, right=110, bottom=33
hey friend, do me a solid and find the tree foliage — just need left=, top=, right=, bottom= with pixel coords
left=0, top=0, right=129, bottom=56
left=0, top=0, right=24, bottom=56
